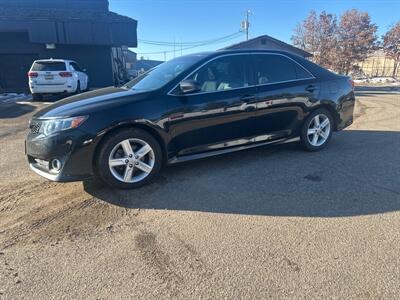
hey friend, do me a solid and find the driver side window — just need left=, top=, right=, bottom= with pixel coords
left=187, top=55, right=248, bottom=93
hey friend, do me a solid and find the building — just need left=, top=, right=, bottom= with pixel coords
left=0, top=0, right=137, bottom=92
left=356, top=49, right=399, bottom=79
left=223, top=35, right=312, bottom=58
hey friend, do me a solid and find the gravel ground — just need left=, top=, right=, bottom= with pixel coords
left=0, top=90, right=399, bottom=299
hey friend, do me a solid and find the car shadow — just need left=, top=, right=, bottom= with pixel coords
left=83, top=130, right=400, bottom=218
left=0, top=101, right=35, bottom=119
left=41, top=94, right=69, bottom=102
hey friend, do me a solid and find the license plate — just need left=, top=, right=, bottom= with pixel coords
left=45, top=75, right=54, bottom=80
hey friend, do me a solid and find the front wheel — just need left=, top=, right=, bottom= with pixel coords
left=95, top=128, right=163, bottom=189
left=300, top=109, right=334, bottom=151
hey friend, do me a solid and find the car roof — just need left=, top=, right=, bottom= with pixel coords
left=187, top=49, right=303, bottom=58
left=181, top=49, right=336, bottom=80
left=34, top=59, right=74, bottom=63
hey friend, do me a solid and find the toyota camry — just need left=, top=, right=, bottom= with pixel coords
left=26, top=50, right=355, bottom=189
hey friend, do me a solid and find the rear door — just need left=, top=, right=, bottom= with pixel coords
left=31, top=61, right=68, bottom=85
left=70, top=62, right=88, bottom=89
left=251, top=53, right=318, bottom=139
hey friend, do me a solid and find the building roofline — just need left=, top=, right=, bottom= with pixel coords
left=222, top=34, right=313, bottom=57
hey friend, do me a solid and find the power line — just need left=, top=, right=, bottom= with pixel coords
left=138, top=32, right=242, bottom=46
left=136, top=31, right=244, bottom=55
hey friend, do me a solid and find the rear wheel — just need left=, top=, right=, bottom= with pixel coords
left=300, top=109, right=334, bottom=151
left=95, top=128, right=162, bottom=189
left=32, top=93, right=43, bottom=102
left=75, top=81, right=81, bottom=94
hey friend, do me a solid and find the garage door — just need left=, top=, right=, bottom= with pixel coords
left=0, top=54, right=38, bottom=92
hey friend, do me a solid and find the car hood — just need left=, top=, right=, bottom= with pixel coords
left=33, top=87, right=150, bottom=119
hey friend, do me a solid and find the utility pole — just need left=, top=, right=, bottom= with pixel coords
left=241, top=10, right=252, bottom=41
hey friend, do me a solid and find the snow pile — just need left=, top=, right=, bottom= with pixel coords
left=0, top=93, right=32, bottom=102
left=354, top=77, right=400, bottom=85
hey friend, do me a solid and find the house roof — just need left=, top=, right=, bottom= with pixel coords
left=223, top=35, right=312, bottom=58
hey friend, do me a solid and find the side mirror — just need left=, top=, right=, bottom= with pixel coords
left=179, top=80, right=200, bottom=94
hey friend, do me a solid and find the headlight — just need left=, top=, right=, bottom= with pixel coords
left=39, top=116, right=88, bottom=136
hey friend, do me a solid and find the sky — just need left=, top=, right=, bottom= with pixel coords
left=109, top=0, right=400, bottom=61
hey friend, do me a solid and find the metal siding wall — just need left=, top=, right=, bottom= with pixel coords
left=0, top=0, right=109, bottom=11
left=0, top=19, right=137, bottom=47
left=110, top=22, right=138, bottom=46
left=27, top=21, right=58, bottom=43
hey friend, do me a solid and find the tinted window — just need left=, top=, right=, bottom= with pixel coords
left=253, top=55, right=312, bottom=85
left=32, top=62, right=66, bottom=71
left=124, top=55, right=204, bottom=91
left=70, top=62, right=82, bottom=72
left=188, top=55, right=249, bottom=92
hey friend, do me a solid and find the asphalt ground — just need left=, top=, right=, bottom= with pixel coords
left=0, top=89, right=399, bottom=299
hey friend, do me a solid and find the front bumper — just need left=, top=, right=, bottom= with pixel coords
left=28, top=162, right=91, bottom=182
left=26, top=128, right=98, bottom=182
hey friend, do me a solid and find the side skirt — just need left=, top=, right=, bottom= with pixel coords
left=167, top=137, right=300, bottom=164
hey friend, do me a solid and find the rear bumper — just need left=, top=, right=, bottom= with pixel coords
left=30, top=82, right=76, bottom=94
left=336, top=91, right=356, bottom=130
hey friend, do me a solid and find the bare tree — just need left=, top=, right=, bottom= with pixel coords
left=337, top=9, right=378, bottom=75
left=293, top=9, right=377, bottom=75
left=292, top=11, right=338, bottom=70
left=383, top=22, right=400, bottom=78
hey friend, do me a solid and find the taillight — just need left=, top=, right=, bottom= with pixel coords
left=59, top=72, right=72, bottom=77
left=348, top=78, right=355, bottom=90
left=28, top=72, right=38, bottom=78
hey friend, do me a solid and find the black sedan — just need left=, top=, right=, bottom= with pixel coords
left=26, top=50, right=355, bottom=189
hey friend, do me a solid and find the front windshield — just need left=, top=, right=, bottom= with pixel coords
left=124, top=55, right=205, bottom=91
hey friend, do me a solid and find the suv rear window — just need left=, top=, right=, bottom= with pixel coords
left=32, top=62, right=66, bottom=71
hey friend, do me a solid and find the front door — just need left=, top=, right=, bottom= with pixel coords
left=165, top=54, right=258, bottom=156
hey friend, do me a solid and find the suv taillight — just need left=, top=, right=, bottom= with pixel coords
left=348, top=78, right=355, bottom=90
left=28, top=72, right=38, bottom=78
left=59, top=72, right=72, bottom=77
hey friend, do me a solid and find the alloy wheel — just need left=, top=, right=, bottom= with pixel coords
left=108, top=138, right=155, bottom=183
left=307, top=114, right=331, bottom=147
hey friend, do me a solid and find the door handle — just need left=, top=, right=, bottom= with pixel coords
left=305, top=85, right=317, bottom=92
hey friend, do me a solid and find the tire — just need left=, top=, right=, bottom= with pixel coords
left=95, top=128, right=163, bottom=189
left=300, top=108, right=334, bottom=152
left=75, top=81, right=81, bottom=94
left=32, top=93, right=43, bottom=102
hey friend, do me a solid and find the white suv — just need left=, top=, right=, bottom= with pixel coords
left=28, top=59, right=89, bottom=101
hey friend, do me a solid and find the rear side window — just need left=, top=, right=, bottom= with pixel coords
left=70, top=62, right=83, bottom=72
left=31, top=62, right=66, bottom=71
left=253, top=54, right=312, bottom=85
